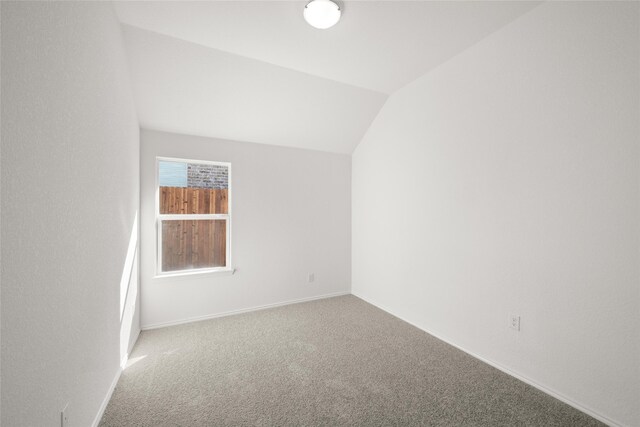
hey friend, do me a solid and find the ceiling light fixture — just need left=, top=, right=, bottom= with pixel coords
left=303, top=0, right=341, bottom=30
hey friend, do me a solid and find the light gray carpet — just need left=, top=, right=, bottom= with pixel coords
left=100, top=295, right=602, bottom=426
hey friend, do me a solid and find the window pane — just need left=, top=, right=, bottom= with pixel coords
left=161, top=220, right=226, bottom=272
left=158, top=160, right=188, bottom=187
left=159, top=161, right=229, bottom=214
left=159, top=187, right=228, bottom=214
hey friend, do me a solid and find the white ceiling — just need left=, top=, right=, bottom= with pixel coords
left=122, top=25, right=387, bottom=153
left=115, top=1, right=540, bottom=153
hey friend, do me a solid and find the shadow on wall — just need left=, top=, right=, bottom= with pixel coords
left=120, top=212, right=139, bottom=367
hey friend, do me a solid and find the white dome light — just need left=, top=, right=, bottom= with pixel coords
left=304, top=0, right=341, bottom=30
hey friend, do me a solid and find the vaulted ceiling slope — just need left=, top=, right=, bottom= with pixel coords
left=115, top=1, right=540, bottom=153
left=121, top=25, right=386, bottom=153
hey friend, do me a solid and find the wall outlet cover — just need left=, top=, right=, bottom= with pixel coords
left=510, top=315, right=521, bottom=331
left=61, top=404, right=69, bottom=427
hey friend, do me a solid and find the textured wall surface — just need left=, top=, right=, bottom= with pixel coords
left=1, top=2, right=140, bottom=426
left=352, top=2, right=639, bottom=426
left=187, top=163, right=228, bottom=189
left=140, top=129, right=351, bottom=328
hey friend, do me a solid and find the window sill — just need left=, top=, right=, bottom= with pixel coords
left=154, top=267, right=235, bottom=279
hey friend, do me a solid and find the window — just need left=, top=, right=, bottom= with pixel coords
left=156, top=157, right=231, bottom=275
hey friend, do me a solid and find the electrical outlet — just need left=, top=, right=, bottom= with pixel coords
left=509, top=315, right=521, bottom=331
left=61, top=404, right=69, bottom=427
left=308, top=273, right=315, bottom=283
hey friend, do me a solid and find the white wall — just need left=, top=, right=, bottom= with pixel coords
left=140, top=129, right=351, bottom=328
left=1, top=2, right=140, bottom=426
left=352, top=2, right=639, bottom=426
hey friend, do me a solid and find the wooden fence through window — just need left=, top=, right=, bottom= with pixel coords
left=160, top=186, right=228, bottom=271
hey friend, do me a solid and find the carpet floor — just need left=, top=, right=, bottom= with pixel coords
left=100, top=295, right=602, bottom=426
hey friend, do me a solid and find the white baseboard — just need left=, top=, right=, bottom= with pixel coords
left=92, top=365, right=123, bottom=427
left=141, top=291, right=351, bottom=331
left=352, top=291, right=623, bottom=427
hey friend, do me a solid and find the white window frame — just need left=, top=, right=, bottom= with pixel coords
left=155, top=156, right=232, bottom=277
